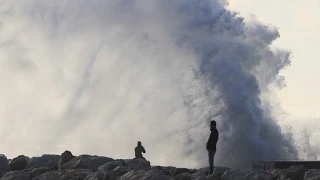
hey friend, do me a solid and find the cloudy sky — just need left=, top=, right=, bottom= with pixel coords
left=228, top=0, right=320, bottom=119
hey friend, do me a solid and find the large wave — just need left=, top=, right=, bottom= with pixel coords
left=0, top=0, right=299, bottom=168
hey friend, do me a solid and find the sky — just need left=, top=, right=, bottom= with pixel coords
left=0, top=0, right=320, bottom=169
left=228, top=0, right=320, bottom=120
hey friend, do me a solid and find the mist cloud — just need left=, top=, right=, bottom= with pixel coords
left=0, top=0, right=298, bottom=168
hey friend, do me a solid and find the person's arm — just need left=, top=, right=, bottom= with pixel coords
left=142, top=146, right=146, bottom=153
left=206, top=134, right=212, bottom=150
left=217, top=130, right=219, bottom=141
left=215, top=130, right=219, bottom=142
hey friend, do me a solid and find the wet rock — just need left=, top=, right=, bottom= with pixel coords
left=9, top=155, right=28, bottom=171
left=59, top=151, right=75, bottom=170
left=221, top=169, right=276, bottom=180
left=32, top=169, right=92, bottom=180
left=98, top=160, right=126, bottom=172
left=171, top=168, right=194, bottom=176
left=285, top=165, right=307, bottom=180
left=26, top=167, right=51, bottom=179
left=206, top=174, right=220, bottom=180
left=0, top=155, right=10, bottom=177
left=124, top=159, right=151, bottom=171
left=213, top=167, right=230, bottom=177
left=103, top=166, right=130, bottom=180
left=62, top=155, right=114, bottom=171
left=303, top=169, right=320, bottom=180
left=119, top=170, right=170, bottom=180
left=26, top=154, right=60, bottom=170
left=174, top=172, right=192, bottom=180
left=84, top=170, right=105, bottom=180
left=1, top=170, right=31, bottom=180
left=150, top=166, right=175, bottom=176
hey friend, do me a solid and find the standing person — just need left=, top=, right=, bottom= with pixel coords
left=206, top=120, right=219, bottom=175
left=135, top=141, right=146, bottom=159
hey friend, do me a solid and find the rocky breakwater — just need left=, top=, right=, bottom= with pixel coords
left=0, top=152, right=319, bottom=180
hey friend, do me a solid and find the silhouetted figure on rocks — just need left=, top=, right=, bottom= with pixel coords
left=135, top=141, right=146, bottom=159
left=206, top=120, right=219, bottom=175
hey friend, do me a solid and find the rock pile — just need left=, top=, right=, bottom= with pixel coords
left=0, top=153, right=318, bottom=180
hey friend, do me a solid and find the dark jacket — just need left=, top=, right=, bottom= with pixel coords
left=206, top=127, right=219, bottom=150
left=135, top=145, right=146, bottom=158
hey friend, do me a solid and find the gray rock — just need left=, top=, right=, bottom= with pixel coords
left=33, top=169, right=92, bottom=180
left=150, top=166, right=175, bottom=176
left=213, top=167, right=230, bottom=177
left=125, top=159, right=151, bottom=171
left=206, top=174, right=220, bottom=180
left=221, top=169, right=276, bottom=180
left=308, top=176, right=320, bottom=180
left=84, top=170, right=105, bottom=180
left=59, top=151, right=75, bottom=170
left=194, top=177, right=207, bottom=180
left=174, top=172, right=192, bottom=180
left=119, top=170, right=170, bottom=180
left=103, top=166, right=130, bottom=180
left=266, top=169, right=282, bottom=179
left=304, top=170, right=320, bottom=180
left=141, top=170, right=171, bottom=180
left=0, top=155, right=10, bottom=177
left=193, top=168, right=208, bottom=176
left=0, top=170, right=31, bottom=180
left=285, top=165, right=307, bottom=180
left=26, top=154, right=60, bottom=169
left=9, top=155, right=28, bottom=171
left=118, top=170, right=146, bottom=180
left=171, top=168, right=194, bottom=176
left=62, top=155, right=114, bottom=171
left=25, top=167, right=51, bottom=179
left=98, top=160, right=126, bottom=172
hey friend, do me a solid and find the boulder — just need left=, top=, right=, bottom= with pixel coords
left=304, top=170, right=320, bottom=180
left=206, top=174, right=220, bottom=180
left=171, top=168, right=194, bottom=176
left=26, top=154, right=60, bottom=169
left=284, top=165, right=307, bottom=180
left=308, top=176, right=320, bottom=180
left=103, top=166, right=130, bottom=180
left=26, top=167, right=51, bottom=179
left=62, top=155, right=114, bottom=171
left=221, top=169, right=276, bottom=180
left=192, top=167, right=209, bottom=178
left=174, top=172, right=193, bottom=180
left=150, top=166, right=175, bottom=176
left=119, top=170, right=170, bottom=180
left=213, top=167, right=230, bottom=177
left=83, top=170, right=105, bottom=180
left=0, top=170, right=31, bottom=180
left=0, top=155, right=10, bottom=177
left=118, top=170, right=146, bottom=180
left=9, top=155, right=28, bottom=171
left=98, top=160, right=126, bottom=172
left=32, top=169, right=92, bottom=180
left=266, top=169, right=283, bottom=179
left=59, top=151, right=75, bottom=170
left=124, top=159, right=151, bottom=171
left=194, top=177, right=207, bottom=180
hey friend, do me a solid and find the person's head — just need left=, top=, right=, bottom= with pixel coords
left=137, top=141, right=142, bottom=146
left=210, top=120, right=216, bottom=128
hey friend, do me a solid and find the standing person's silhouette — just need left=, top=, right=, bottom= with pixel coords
left=135, top=141, right=146, bottom=159
left=206, top=120, right=219, bottom=175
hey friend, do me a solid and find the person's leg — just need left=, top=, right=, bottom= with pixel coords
left=208, top=150, right=213, bottom=174
left=212, top=149, right=216, bottom=169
